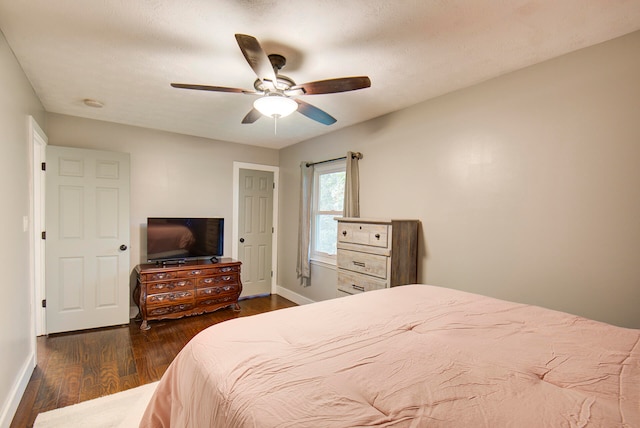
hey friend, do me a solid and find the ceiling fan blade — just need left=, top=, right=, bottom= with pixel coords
left=235, top=34, right=277, bottom=85
left=171, top=83, right=254, bottom=94
left=287, top=76, right=371, bottom=95
left=294, top=99, right=337, bottom=125
left=241, top=108, right=262, bottom=124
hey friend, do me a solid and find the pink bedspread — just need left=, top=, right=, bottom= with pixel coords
left=140, top=285, right=639, bottom=427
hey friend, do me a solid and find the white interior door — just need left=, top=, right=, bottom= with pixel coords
left=238, top=169, right=273, bottom=297
left=45, top=146, right=130, bottom=334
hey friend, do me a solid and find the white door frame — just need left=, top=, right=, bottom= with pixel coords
left=29, top=116, right=47, bottom=337
left=232, top=162, right=279, bottom=294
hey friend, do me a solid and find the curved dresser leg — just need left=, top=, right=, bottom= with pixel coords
left=140, top=320, right=151, bottom=331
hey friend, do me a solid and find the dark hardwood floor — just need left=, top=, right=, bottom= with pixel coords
left=11, top=294, right=297, bottom=428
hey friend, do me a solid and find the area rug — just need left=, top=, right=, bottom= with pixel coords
left=34, top=381, right=158, bottom=428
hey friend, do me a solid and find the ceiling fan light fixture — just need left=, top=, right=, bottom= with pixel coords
left=253, top=94, right=297, bottom=118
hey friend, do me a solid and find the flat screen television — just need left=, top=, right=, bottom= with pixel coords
left=146, top=217, right=224, bottom=264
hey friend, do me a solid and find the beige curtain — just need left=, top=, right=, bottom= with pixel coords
left=344, top=152, right=362, bottom=218
left=296, top=161, right=314, bottom=286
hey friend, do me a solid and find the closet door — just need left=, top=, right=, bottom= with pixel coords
left=237, top=168, right=273, bottom=297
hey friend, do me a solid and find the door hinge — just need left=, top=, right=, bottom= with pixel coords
left=41, top=299, right=46, bottom=308
left=41, top=231, right=46, bottom=240
left=271, top=270, right=273, bottom=278
left=272, top=227, right=274, bottom=233
left=272, top=182, right=275, bottom=189
left=41, top=162, right=46, bottom=171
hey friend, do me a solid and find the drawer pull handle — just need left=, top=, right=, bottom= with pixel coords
left=353, top=261, right=366, bottom=267
left=190, top=270, right=202, bottom=275
left=203, top=278, right=213, bottom=284
left=352, top=284, right=365, bottom=292
left=375, top=233, right=380, bottom=239
left=342, top=230, right=347, bottom=236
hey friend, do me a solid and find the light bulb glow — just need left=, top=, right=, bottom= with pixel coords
left=253, top=95, right=297, bottom=118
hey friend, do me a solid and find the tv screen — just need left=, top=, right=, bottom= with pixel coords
left=146, top=217, right=224, bottom=263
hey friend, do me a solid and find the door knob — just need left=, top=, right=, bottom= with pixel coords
left=239, top=238, right=245, bottom=243
left=119, top=244, right=128, bottom=251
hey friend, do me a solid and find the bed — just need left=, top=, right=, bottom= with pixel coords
left=139, top=284, right=639, bottom=427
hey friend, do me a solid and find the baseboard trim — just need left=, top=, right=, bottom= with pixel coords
left=275, top=285, right=316, bottom=306
left=0, top=351, right=35, bottom=428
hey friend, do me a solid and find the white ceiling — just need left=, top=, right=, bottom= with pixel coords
left=1, top=1, right=639, bottom=150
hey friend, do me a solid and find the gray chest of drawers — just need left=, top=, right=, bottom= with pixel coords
left=336, top=218, right=419, bottom=297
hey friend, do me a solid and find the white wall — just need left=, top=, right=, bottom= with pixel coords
left=46, top=113, right=279, bottom=303
left=0, top=30, right=46, bottom=427
left=278, top=31, right=640, bottom=329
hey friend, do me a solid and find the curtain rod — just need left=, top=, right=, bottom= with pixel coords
left=306, top=152, right=363, bottom=167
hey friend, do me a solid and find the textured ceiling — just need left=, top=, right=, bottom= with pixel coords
left=1, top=0, right=639, bottom=149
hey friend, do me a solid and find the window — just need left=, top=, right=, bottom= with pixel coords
left=310, top=160, right=346, bottom=264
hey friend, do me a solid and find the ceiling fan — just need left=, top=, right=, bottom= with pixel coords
left=171, top=34, right=371, bottom=126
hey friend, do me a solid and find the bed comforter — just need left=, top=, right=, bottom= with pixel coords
left=139, top=284, right=639, bottom=427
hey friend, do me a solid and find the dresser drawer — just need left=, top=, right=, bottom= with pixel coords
left=338, top=270, right=388, bottom=294
left=212, top=265, right=239, bottom=275
left=177, top=268, right=215, bottom=278
left=196, top=282, right=239, bottom=298
left=337, top=249, right=388, bottom=279
left=196, top=274, right=237, bottom=288
left=338, top=222, right=389, bottom=248
left=141, top=271, right=179, bottom=282
left=146, top=290, right=194, bottom=307
left=147, top=303, right=195, bottom=317
left=145, top=279, right=194, bottom=295
left=197, top=294, right=239, bottom=309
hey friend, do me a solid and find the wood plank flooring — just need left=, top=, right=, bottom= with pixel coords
left=11, top=294, right=297, bottom=428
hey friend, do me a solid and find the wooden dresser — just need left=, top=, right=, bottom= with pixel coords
left=336, top=218, right=419, bottom=297
left=134, top=258, right=242, bottom=330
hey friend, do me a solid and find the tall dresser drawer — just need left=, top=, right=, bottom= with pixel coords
left=337, top=249, right=388, bottom=279
left=338, top=222, right=389, bottom=248
left=338, top=270, right=388, bottom=295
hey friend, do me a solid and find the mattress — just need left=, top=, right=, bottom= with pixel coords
left=139, top=284, right=639, bottom=427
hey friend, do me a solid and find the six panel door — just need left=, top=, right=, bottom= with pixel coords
left=45, top=146, right=130, bottom=334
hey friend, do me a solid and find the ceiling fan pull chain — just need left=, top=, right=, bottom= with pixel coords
left=274, top=115, right=278, bottom=135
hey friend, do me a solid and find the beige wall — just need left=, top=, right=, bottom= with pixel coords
left=46, top=113, right=279, bottom=303
left=0, top=29, right=46, bottom=426
left=278, top=31, right=640, bottom=329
